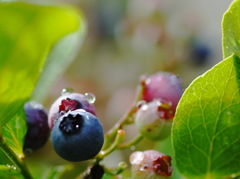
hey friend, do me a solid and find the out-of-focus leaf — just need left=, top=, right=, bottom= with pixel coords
left=32, top=13, right=86, bottom=102
left=0, top=1, right=83, bottom=127
left=172, top=54, right=240, bottom=179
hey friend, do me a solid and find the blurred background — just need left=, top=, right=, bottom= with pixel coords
left=23, top=0, right=232, bottom=178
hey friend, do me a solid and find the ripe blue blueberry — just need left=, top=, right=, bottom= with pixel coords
left=48, top=92, right=97, bottom=130
left=190, top=39, right=211, bottom=66
left=24, top=101, right=50, bottom=153
left=51, top=109, right=104, bottom=162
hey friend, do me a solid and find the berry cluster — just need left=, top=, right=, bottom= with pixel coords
left=23, top=72, right=182, bottom=178
left=49, top=92, right=104, bottom=162
left=136, top=72, right=183, bottom=141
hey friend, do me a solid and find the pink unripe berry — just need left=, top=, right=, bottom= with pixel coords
left=141, top=72, right=183, bottom=111
left=130, top=150, right=172, bottom=179
left=135, top=99, right=173, bottom=141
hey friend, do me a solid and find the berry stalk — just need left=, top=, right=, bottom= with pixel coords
left=102, top=84, right=144, bottom=151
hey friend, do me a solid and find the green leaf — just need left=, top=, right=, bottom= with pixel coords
left=0, top=165, right=22, bottom=179
left=222, top=0, right=240, bottom=59
left=172, top=54, right=240, bottom=179
left=0, top=1, right=83, bottom=127
left=2, top=109, right=26, bottom=158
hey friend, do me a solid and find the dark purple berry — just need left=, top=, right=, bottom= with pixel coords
left=24, top=101, right=50, bottom=153
left=83, top=164, right=104, bottom=179
left=48, top=92, right=96, bottom=129
left=51, top=109, right=104, bottom=162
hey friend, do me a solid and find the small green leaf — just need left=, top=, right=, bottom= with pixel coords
left=0, top=165, right=22, bottom=179
left=222, top=0, right=240, bottom=58
left=0, top=1, right=83, bottom=127
left=172, top=54, right=240, bottom=179
left=2, top=109, right=26, bottom=158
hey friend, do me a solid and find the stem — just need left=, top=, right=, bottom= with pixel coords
left=102, top=84, right=144, bottom=151
left=0, top=137, right=32, bottom=179
left=96, top=130, right=125, bottom=161
left=102, top=106, right=136, bottom=150
left=103, top=162, right=127, bottom=176
left=118, top=135, right=143, bottom=149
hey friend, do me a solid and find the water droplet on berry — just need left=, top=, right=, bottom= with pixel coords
left=130, top=151, right=144, bottom=165
left=84, top=93, right=96, bottom=104
left=61, top=88, right=74, bottom=95
left=140, top=104, right=148, bottom=111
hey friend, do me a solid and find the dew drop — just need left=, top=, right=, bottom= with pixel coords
left=130, top=151, right=144, bottom=164
left=61, top=88, right=74, bottom=95
left=140, top=104, right=148, bottom=111
left=84, top=93, right=96, bottom=104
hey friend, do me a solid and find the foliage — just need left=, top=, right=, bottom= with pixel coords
left=0, top=0, right=240, bottom=179
left=172, top=0, right=240, bottom=178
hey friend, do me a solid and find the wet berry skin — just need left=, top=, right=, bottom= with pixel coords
left=141, top=72, right=183, bottom=111
left=48, top=93, right=96, bottom=130
left=51, top=109, right=104, bottom=162
left=24, top=101, right=50, bottom=153
left=130, top=150, right=172, bottom=179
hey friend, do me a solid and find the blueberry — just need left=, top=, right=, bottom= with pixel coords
left=51, top=109, right=104, bottom=162
left=23, top=101, right=50, bottom=153
left=190, top=40, right=211, bottom=66
left=48, top=93, right=97, bottom=130
left=141, top=72, right=183, bottom=111
left=130, top=150, right=172, bottom=179
left=135, top=99, right=174, bottom=141
left=83, top=164, right=104, bottom=179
